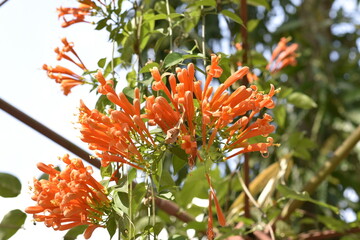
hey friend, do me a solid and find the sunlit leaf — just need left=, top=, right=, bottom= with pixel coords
left=277, top=185, right=339, bottom=213
left=247, top=0, right=270, bottom=10
left=0, top=209, right=26, bottom=240
left=317, top=215, right=350, bottom=232
left=64, top=225, right=87, bottom=240
left=287, top=92, right=318, bottom=109
left=140, top=62, right=160, bottom=73
left=0, top=173, right=21, bottom=198
left=101, top=164, right=113, bottom=178
left=164, top=52, right=183, bottom=68
left=192, top=0, right=216, bottom=7
left=221, top=10, right=244, bottom=26
left=247, top=19, right=260, bottom=32
left=97, top=58, right=106, bottom=68
left=274, top=104, right=286, bottom=128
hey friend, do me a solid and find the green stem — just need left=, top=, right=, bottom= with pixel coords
left=150, top=175, right=156, bottom=227
left=201, top=5, right=206, bottom=67
left=128, top=172, right=133, bottom=238
left=165, top=0, right=173, bottom=53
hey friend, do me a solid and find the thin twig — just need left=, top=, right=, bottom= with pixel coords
left=237, top=172, right=261, bottom=209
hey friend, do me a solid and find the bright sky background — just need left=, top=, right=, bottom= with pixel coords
left=0, top=0, right=359, bottom=239
left=0, top=0, right=113, bottom=239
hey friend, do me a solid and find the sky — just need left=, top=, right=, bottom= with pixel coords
left=0, top=0, right=113, bottom=239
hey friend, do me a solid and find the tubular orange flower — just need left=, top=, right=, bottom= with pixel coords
left=44, top=39, right=87, bottom=95
left=78, top=94, right=151, bottom=168
left=57, top=3, right=94, bottom=28
left=267, top=37, right=298, bottom=73
left=25, top=155, right=110, bottom=239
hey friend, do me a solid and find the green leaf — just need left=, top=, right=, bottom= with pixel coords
left=278, top=87, right=293, bottom=99
left=123, top=86, right=135, bottom=101
left=178, top=166, right=208, bottom=206
left=128, top=168, right=137, bottom=183
left=95, top=94, right=115, bottom=113
left=131, top=182, right=147, bottom=213
left=218, top=54, right=231, bottom=82
left=95, top=18, right=108, bottom=30
left=247, top=19, right=260, bottom=32
left=247, top=0, right=270, bottom=10
left=169, top=146, right=187, bottom=163
left=144, top=13, right=182, bottom=21
left=317, top=215, right=350, bottom=232
left=116, top=192, right=129, bottom=215
left=221, top=10, right=244, bottom=26
left=106, top=213, right=117, bottom=239
left=63, top=225, right=87, bottom=240
left=287, top=92, right=317, bottom=109
left=126, top=69, right=137, bottom=86
left=163, top=52, right=183, bottom=68
left=183, top=9, right=201, bottom=33
left=186, top=221, right=207, bottom=231
left=140, top=62, right=160, bottom=73
left=251, top=50, right=268, bottom=67
left=277, top=185, right=339, bottom=213
left=276, top=20, right=304, bottom=33
left=97, top=58, right=106, bottom=68
left=288, top=131, right=316, bottom=161
left=101, top=164, right=113, bottom=178
left=182, top=54, right=204, bottom=60
left=274, top=104, right=286, bottom=128
left=144, top=13, right=167, bottom=21
left=172, top=154, right=187, bottom=174
left=192, top=0, right=216, bottom=7
left=0, top=173, right=21, bottom=198
left=0, top=209, right=26, bottom=240
left=159, top=170, right=176, bottom=192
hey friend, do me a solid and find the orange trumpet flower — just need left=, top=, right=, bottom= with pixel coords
left=267, top=37, right=298, bottom=73
left=57, top=3, right=94, bottom=28
left=26, top=155, right=109, bottom=239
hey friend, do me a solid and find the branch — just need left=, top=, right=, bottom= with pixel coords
left=154, top=197, right=194, bottom=222
left=281, top=125, right=360, bottom=219
left=0, top=0, right=10, bottom=7
left=0, top=98, right=100, bottom=168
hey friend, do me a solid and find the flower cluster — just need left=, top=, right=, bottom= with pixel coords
left=57, top=2, right=95, bottom=28
left=78, top=54, right=277, bottom=170
left=76, top=54, right=277, bottom=238
left=25, top=155, right=109, bottom=239
left=43, top=38, right=87, bottom=95
left=267, top=37, right=299, bottom=73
